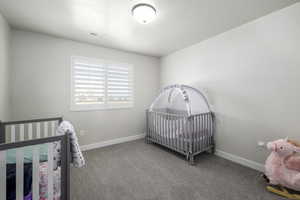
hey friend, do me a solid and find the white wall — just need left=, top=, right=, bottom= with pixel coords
left=161, top=3, right=300, bottom=165
left=0, top=13, right=11, bottom=121
left=11, top=30, right=160, bottom=146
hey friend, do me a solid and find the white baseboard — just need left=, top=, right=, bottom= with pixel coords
left=80, top=134, right=145, bottom=152
left=80, top=135, right=264, bottom=172
left=215, top=149, right=265, bottom=172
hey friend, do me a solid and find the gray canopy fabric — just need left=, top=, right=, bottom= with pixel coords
left=149, top=84, right=211, bottom=116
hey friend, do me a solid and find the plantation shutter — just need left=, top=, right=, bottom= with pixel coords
left=107, top=65, right=133, bottom=105
left=72, top=59, right=106, bottom=105
left=71, top=57, right=134, bottom=111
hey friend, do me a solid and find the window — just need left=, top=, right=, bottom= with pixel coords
left=71, top=56, right=134, bottom=111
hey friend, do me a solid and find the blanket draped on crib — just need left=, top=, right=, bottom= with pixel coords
left=56, top=121, right=85, bottom=168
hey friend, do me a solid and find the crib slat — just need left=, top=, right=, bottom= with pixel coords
left=203, top=114, right=206, bottom=149
left=190, top=116, right=192, bottom=152
left=51, top=121, right=56, bottom=136
left=159, top=113, right=161, bottom=144
left=36, top=123, right=41, bottom=139
left=158, top=114, right=162, bottom=144
left=151, top=112, right=154, bottom=141
left=162, top=114, right=164, bottom=145
left=19, top=124, right=25, bottom=141
left=195, top=116, right=198, bottom=152
left=167, top=115, right=171, bottom=147
left=48, top=143, right=54, bottom=200
left=32, top=147, right=40, bottom=200
left=158, top=114, right=161, bottom=144
left=171, top=116, right=174, bottom=147
left=156, top=113, right=159, bottom=143
left=183, top=117, right=186, bottom=152
left=176, top=117, right=179, bottom=150
left=201, top=114, right=204, bottom=151
left=179, top=117, right=182, bottom=150
left=159, top=114, right=164, bottom=145
left=197, top=115, right=200, bottom=151
left=158, top=113, right=161, bottom=144
left=169, top=116, right=172, bottom=147
left=163, top=115, right=166, bottom=145
left=169, top=116, right=172, bottom=148
left=0, top=151, right=6, bottom=200
left=148, top=112, right=151, bottom=140
left=150, top=112, right=153, bottom=141
left=200, top=115, right=203, bottom=151
left=176, top=117, right=179, bottom=149
left=207, top=114, right=210, bottom=147
left=172, top=117, right=175, bottom=150
left=186, top=117, right=189, bottom=153
left=168, top=116, right=171, bottom=148
left=163, top=114, right=165, bottom=145
left=181, top=117, right=185, bottom=152
left=196, top=115, right=199, bottom=152
left=153, top=112, right=156, bottom=142
left=205, top=114, right=208, bottom=149
left=44, top=122, right=48, bottom=137
left=16, top=149, right=24, bottom=200
left=11, top=125, right=16, bottom=143
left=205, top=114, right=209, bottom=148
left=28, top=123, right=33, bottom=140
left=210, top=114, right=213, bottom=145
left=165, top=115, right=168, bottom=146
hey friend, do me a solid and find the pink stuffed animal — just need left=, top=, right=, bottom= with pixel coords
left=265, top=138, right=300, bottom=191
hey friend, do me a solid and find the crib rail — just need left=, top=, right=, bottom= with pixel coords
left=0, top=117, right=63, bottom=144
left=146, top=110, right=214, bottom=164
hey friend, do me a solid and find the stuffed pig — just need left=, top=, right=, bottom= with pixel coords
left=265, top=138, right=300, bottom=191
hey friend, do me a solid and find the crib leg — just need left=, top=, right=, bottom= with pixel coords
left=145, top=136, right=151, bottom=144
left=189, top=154, right=195, bottom=165
left=185, top=153, right=189, bottom=161
left=207, top=145, right=215, bottom=154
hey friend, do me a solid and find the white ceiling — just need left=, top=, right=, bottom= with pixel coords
left=0, top=0, right=298, bottom=57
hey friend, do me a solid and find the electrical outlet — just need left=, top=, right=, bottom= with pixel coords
left=257, top=141, right=265, bottom=147
left=210, top=104, right=215, bottom=112
left=79, top=130, right=86, bottom=136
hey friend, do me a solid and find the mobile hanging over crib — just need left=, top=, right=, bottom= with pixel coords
left=146, top=84, right=215, bottom=164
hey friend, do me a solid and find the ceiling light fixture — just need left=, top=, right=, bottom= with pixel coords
left=131, top=3, right=157, bottom=24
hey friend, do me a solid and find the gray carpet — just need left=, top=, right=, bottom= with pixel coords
left=71, top=139, right=285, bottom=200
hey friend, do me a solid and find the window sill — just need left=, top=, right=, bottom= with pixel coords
left=70, top=104, right=134, bottom=112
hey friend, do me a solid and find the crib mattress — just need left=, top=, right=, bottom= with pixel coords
left=153, top=130, right=212, bottom=140
left=6, top=144, right=48, bottom=164
left=153, top=134, right=212, bottom=142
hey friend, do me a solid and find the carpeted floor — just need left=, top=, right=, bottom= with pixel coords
left=71, top=139, right=285, bottom=200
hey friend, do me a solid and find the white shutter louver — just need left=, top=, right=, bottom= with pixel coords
left=71, top=57, right=134, bottom=111
left=107, top=65, right=133, bottom=105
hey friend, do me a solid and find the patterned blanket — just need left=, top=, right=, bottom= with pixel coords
left=56, top=121, right=85, bottom=168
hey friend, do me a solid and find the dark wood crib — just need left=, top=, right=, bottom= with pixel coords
left=0, top=117, right=71, bottom=200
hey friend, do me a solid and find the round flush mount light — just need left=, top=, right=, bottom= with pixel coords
left=132, top=3, right=157, bottom=24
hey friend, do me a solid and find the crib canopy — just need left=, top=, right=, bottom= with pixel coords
left=149, top=84, right=211, bottom=116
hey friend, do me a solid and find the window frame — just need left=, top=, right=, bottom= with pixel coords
left=70, top=56, right=134, bottom=111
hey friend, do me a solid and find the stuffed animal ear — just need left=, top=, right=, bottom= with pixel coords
left=285, top=137, right=289, bottom=142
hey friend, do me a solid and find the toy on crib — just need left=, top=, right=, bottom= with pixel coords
left=264, top=138, right=300, bottom=199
